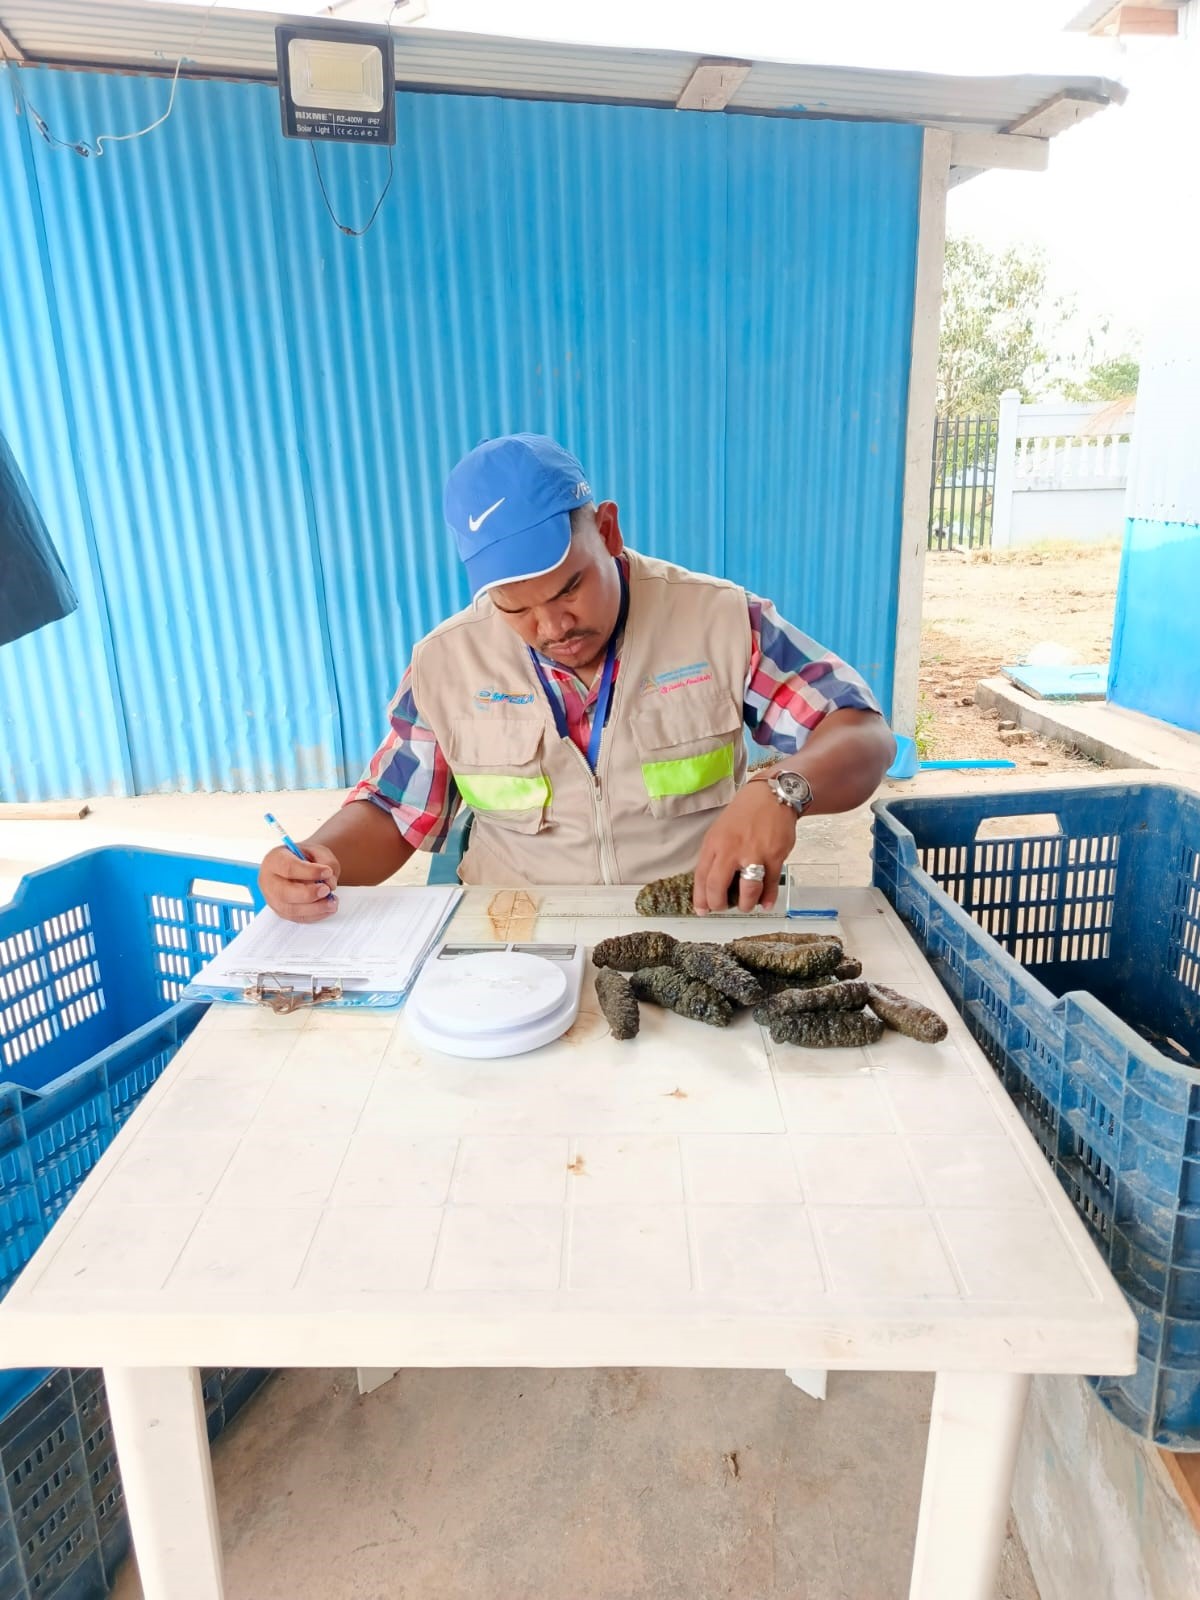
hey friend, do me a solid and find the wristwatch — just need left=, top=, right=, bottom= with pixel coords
left=762, top=769, right=814, bottom=816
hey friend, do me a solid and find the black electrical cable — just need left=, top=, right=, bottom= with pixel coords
left=307, top=140, right=395, bottom=238
left=6, top=67, right=92, bottom=156
left=305, top=0, right=404, bottom=238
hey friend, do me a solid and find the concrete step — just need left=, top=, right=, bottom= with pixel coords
left=976, top=678, right=1200, bottom=773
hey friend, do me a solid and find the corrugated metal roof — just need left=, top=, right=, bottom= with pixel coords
left=0, top=0, right=1126, bottom=139
left=731, top=61, right=1108, bottom=131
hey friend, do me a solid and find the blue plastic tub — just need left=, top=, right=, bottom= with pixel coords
left=872, top=782, right=1200, bottom=1448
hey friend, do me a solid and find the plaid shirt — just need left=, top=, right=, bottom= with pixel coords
left=347, top=588, right=882, bottom=853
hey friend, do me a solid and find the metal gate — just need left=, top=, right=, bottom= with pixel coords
left=927, top=414, right=998, bottom=549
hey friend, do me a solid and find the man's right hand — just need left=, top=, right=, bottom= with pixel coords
left=258, top=844, right=340, bottom=923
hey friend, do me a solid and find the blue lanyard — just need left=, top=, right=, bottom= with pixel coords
left=529, top=564, right=628, bottom=774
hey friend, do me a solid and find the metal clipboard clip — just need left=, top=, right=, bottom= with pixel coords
left=243, top=972, right=345, bottom=1015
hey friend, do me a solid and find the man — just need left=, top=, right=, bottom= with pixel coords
left=260, top=434, right=894, bottom=920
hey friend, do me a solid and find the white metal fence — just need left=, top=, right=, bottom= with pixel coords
left=991, top=391, right=1134, bottom=549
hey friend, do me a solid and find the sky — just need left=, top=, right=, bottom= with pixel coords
left=173, top=0, right=1196, bottom=359
left=406, top=0, right=1188, bottom=359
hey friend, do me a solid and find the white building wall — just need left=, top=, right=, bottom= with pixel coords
left=992, top=395, right=1134, bottom=547
left=1014, top=1377, right=1200, bottom=1600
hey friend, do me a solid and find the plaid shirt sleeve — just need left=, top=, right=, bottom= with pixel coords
left=743, top=595, right=884, bottom=756
left=343, top=668, right=460, bottom=854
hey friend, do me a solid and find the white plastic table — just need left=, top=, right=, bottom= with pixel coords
left=0, top=887, right=1136, bottom=1600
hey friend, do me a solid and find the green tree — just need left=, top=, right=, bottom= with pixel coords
left=937, top=236, right=1067, bottom=415
left=1061, top=354, right=1140, bottom=402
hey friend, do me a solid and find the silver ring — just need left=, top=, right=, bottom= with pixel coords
left=739, top=863, right=767, bottom=882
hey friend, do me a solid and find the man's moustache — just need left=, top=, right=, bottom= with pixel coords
left=541, top=633, right=592, bottom=649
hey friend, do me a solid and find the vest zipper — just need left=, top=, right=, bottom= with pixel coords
left=592, top=771, right=619, bottom=885
left=566, top=739, right=617, bottom=885
left=592, top=630, right=626, bottom=887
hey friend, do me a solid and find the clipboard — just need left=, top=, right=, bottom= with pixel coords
left=187, top=884, right=463, bottom=1012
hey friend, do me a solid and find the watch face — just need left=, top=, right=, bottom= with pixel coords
left=776, top=771, right=813, bottom=808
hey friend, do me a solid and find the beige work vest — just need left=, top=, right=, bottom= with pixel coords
left=410, top=550, right=752, bottom=885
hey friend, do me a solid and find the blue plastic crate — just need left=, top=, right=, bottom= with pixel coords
left=0, top=1370, right=98, bottom=1600
left=0, top=847, right=260, bottom=1094
left=0, top=1008, right=208, bottom=1421
left=0, top=850, right=261, bottom=1422
left=873, top=781, right=1200, bottom=1448
left=0, top=849, right=267, bottom=1595
left=0, top=1367, right=269, bottom=1600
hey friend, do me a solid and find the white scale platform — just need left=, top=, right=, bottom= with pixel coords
left=405, top=941, right=586, bottom=1059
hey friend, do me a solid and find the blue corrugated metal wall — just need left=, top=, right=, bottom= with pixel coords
left=4, top=74, right=341, bottom=796
left=0, top=70, right=921, bottom=799
left=1107, top=289, right=1200, bottom=736
left=1109, top=519, right=1200, bottom=734
left=0, top=83, right=132, bottom=798
left=724, top=117, right=919, bottom=693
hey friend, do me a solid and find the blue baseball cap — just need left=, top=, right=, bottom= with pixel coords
left=444, top=433, right=594, bottom=599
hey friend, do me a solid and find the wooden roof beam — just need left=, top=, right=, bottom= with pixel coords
left=1090, top=3, right=1180, bottom=35
left=676, top=59, right=752, bottom=111
left=0, top=16, right=28, bottom=62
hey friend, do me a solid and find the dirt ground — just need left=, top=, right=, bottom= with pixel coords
left=919, top=542, right=1124, bottom=773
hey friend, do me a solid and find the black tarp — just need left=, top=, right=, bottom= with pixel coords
left=0, top=433, right=78, bottom=648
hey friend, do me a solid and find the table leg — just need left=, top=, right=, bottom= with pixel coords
left=104, top=1366, right=224, bottom=1600
left=356, top=1367, right=399, bottom=1396
left=909, top=1370, right=1030, bottom=1600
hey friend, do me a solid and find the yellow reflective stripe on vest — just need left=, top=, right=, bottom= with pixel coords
left=641, top=743, right=735, bottom=800
left=455, top=773, right=551, bottom=811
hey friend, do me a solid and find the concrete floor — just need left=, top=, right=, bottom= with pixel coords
left=110, top=1367, right=1040, bottom=1600
left=15, top=771, right=1180, bottom=1600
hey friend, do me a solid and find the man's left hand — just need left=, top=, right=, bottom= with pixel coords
left=692, top=779, right=797, bottom=914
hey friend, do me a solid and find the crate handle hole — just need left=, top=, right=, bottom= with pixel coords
left=975, top=814, right=1063, bottom=841
left=188, top=879, right=255, bottom=905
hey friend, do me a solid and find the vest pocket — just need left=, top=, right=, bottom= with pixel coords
left=629, top=689, right=742, bottom=819
left=447, top=716, right=551, bottom=834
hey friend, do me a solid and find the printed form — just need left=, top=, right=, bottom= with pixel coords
left=193, top=885, right=462, bottom=997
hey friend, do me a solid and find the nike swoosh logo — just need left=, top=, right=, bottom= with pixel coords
left=467, top=497, right=505, bottom=533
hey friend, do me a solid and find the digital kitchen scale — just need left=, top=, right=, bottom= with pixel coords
left=405, top=941, right=586, bottom=1059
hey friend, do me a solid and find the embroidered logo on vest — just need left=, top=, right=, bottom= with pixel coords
left=640, top=661, right=715, bottom=696
left=476, top=687, right=536, bottom=706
